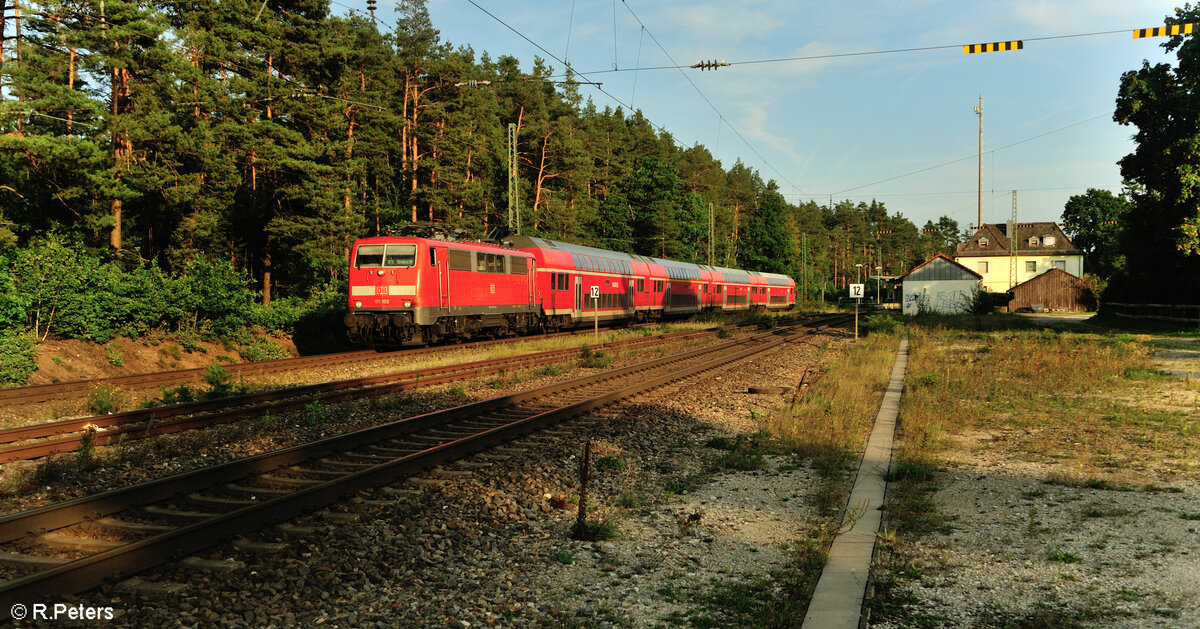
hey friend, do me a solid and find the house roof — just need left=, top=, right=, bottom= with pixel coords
left=897, top=253, right=983, bottom=282
left=1010, top=266, right=1085, bottom=290
left=955, top=222, right=1080, bottom=257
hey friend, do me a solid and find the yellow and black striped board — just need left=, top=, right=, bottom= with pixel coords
left=963, top=40, right=1023, bottom=54
left=1133, top=23, right=1197, bottom=38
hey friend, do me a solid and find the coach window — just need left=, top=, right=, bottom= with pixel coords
left=429, top=248, right=437, bottom=266
left=510, top=257, right=528, bottom=274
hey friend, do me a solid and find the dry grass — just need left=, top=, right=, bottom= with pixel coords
left=760, top=333, right=900, bottom=515
left=763, top=334, right=897, bottom=457
left=898, top=324, right=1200, bottom=483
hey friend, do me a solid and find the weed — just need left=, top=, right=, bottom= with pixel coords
left=1123, top=366, right=1164, bottom=380
left=549, top=550, right=579, bottom=565
left=448, top=385, right=466, bottom=396
left=87, top=384, right=125, bottom=415
left=1047, top=549, right=1081, bottom=563
left=863, top=313, right=904, bottom=335
left=570, top=518, right=619, bottom=541
left=579, top=344, right=612, bottom=368
left=76, top=428, right=98, bottom=470
left=907, top=372, right=941, bottom=389
left=203, top=362, right=236, bottom=398
left=1180, top=512, right=1200, bottom=521
left=1083, top=505, right=1131, bottom=518
left=537, top=364, right=563, bottom=377
left=887, top=459, right=936, bottom=483
left=1115, top=589, right=1141, bottom=602
left=615, top=493, right=644, bottom=508
left=52, top=356, right=64, bottom=366
left=595, top=455, right=624, bottom=471
left=161, top=344, right=183, bottom=361
left=160, top=384, right=196, bottom=405
left=718, top=449, right=765, bottom=471
left=104, top=345, right=124, bottom=367
left=177, top=331, right=205, bottom=353
left=239, top=337, right=289, bottom=362
left=305, top=399, right=325, bottom=426
left=705, top=436, right=736, bottom=451
left=716, top=327, right=733, bottom=339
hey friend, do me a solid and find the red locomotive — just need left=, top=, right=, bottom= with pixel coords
left=344, top=229, right=795, bottom=347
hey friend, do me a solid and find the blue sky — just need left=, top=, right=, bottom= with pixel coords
left=338, top=0, right=1182, bottom=230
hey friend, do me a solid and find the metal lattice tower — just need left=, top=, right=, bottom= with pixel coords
left=1009, top=190, right=1018, bottom=289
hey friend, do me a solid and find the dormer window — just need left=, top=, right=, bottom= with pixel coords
left=1043, top=235, right=1056, bottom=246
left=978, top=237, right=989, bottom=248
left=1028, top=236, right=1040, bottom=246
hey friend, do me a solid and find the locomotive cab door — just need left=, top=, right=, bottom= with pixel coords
left=434, top=247, right=449, bottom=313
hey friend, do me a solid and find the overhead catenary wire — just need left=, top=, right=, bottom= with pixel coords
left=462, top=0, right=806, bottom=198
left=573, top=27, right=1139, bottom=75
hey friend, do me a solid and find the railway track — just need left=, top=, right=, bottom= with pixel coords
left=0, top=327, right=718, bottom=463
left=0, top=322, right=670, bottom=408
left=0, top=315, right=848, bottom=617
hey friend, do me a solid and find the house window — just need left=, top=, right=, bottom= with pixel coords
left=1028, top=236, right=1040, bottom=246
left=1053, top=260, right=1066, bottom=271
left=978, top=261, right=989, bottom=274
left=978, top=237, right=989, bottom=247
left=1043, top=235, right=1056, bottom=246
left=1025, top=261, right=1036, bottom=272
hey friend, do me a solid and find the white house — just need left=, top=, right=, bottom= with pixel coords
left=954, top=222, right=1083, bottom=293
left=898, top=254, right=983, bottom=316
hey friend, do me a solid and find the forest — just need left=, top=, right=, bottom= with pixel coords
left=0, top=0, right=966, bottom=358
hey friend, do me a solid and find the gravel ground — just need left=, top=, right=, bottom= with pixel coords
left=872, top=439, right=1200, bottom=628
left=45, top=331, right=849, bottom=627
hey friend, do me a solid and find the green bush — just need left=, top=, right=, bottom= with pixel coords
left=160, top=384, right=196, bottom=405
left=240, top=337, right=289, bottom=362
left=579, top=345, right=612, bottom=368
left=862, top=314, right=903, bottom=335
left=0, top=329, right=38, bottom=384
left=595, top=455, right=624, bottom=471
left=87, top=384, right=125, bottom=414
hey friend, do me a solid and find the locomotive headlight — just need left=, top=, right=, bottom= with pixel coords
left=404, top=300, right=412, bottom=307
left=355, top=300, right=363, bottom=308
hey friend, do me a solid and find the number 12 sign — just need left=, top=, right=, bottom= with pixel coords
left=849, top=283, right=864, bottom=299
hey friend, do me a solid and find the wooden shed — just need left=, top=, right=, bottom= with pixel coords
left=1007, top=268, right=1095, bottom=312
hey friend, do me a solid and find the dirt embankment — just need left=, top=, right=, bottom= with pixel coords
left=23, top=335, right=298, bottom=387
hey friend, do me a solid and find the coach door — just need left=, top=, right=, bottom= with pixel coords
left=575, top=275, right=583, bottom=318
left=434, top=247, right=449, bottom=312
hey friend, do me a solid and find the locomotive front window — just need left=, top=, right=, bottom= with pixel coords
left=383, top=244, right=417, bottom=268
left=355, top=245, right=385, bottom=268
